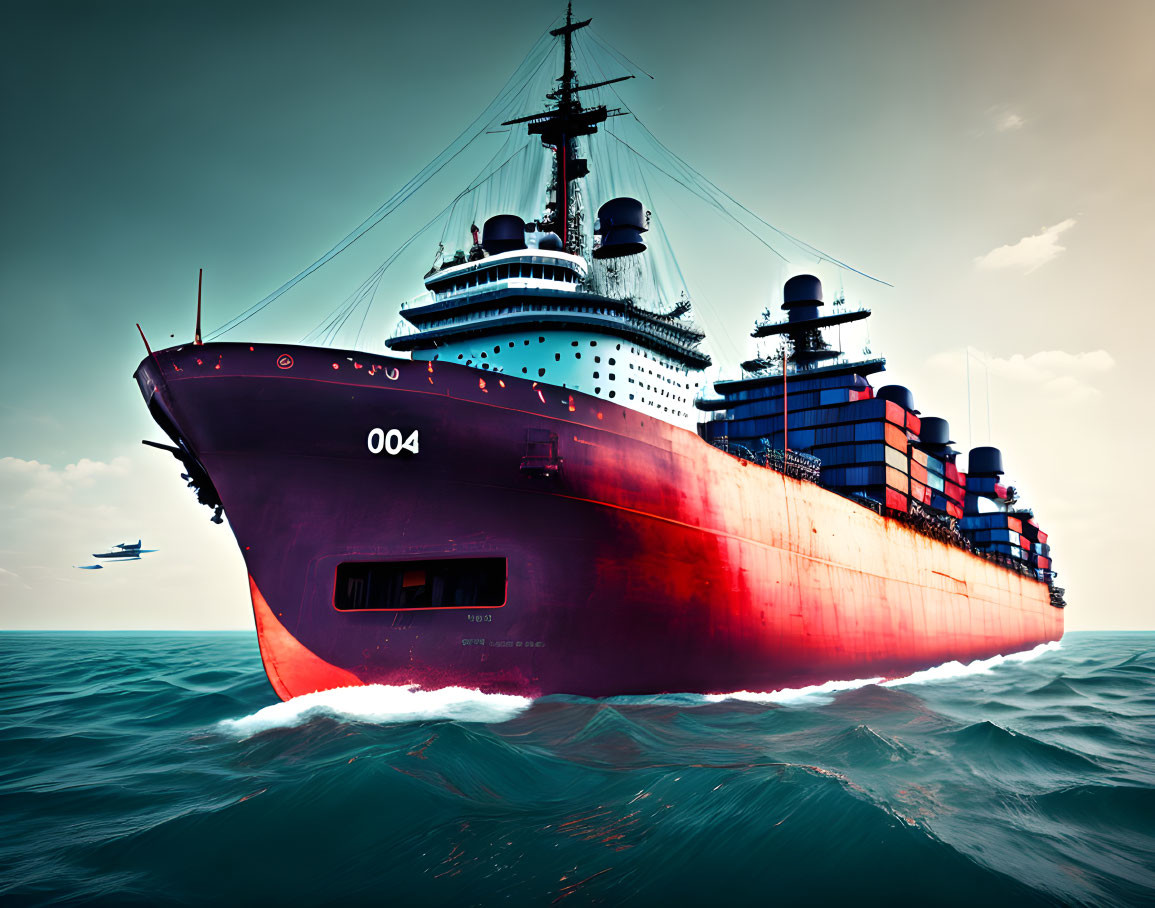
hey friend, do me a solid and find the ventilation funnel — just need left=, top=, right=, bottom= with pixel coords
left=593, top=197, right=647, bottom=259
left=482, top=215, right=526, bottom=254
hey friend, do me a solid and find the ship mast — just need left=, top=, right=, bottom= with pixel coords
left=501, top=3, right=632, bottom=255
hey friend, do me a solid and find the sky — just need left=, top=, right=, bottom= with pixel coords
left=1, top=0, right=1152, bottom=630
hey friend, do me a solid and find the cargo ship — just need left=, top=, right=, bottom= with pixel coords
left=134, top=6, right=1063, bottom=700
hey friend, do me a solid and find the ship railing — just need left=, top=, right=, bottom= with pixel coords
left=400, top=292, right=434, bottom=311
left=709, top=439, right=822, bottom=484
left=762, top=448, right=823, bottom=484
left=752, top=306, right=871, bottom=333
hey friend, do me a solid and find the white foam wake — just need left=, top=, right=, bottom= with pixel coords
left=701, top=640, right=1062, bottom=706
left=883, top=640, right=1062, bottom=687
left=701, top=675, right=887, bottom=706
left=218, top=684, right=532, bottom=737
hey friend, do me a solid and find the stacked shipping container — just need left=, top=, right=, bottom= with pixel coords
left=700, top=272, right=1055, bottom=588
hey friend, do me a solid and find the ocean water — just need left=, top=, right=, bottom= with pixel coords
left=1, top=632, right=1153, bottom=906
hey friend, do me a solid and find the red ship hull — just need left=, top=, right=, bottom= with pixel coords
left=136, top=342, right=1062, bottom=700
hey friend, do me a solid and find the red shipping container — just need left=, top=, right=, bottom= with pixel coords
left=885, top=466, right=909, bottom=493
left=994, top=483, right=1008, bottom=499
left=884, top=422, right=909, bottom=450
left=906, top=411, right=921, bottom=436
left=957, top=471, right=966, bottom=486
left=1028, top=517, right=1039, bottom=528
left=1036, top=556, right=1051, bottom=570
left=910, top=448, right=928, bottom=467
left=1019, top=534, right=1029, bottom=549
left=945, top=462, right=959, bottom=484
left=946, top=502, right=963, bottom=518
left=885, top=401, right=905, bottom=426
left=885, top=487, right=909, bottom=512
left=946, top=481, right=965, bottom=503
left=910, top=461, right=928, bottom=484
left=1037, top=530, right=1048, bottom=544
left=1005, top=517, right=1022, bottom=533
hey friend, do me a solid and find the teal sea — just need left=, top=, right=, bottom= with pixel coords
left=1, top=631, right=1153, bottom=906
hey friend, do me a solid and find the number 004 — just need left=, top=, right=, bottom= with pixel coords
left=367, top=428, right=419, bottom=455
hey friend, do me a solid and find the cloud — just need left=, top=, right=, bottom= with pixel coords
left=995, top=111, right=1024, bottom=131
left=974, top=219, right=1076, bottom=273
left=926, top=348, right=1114, bottom=402
left=0, top=456, right=131, bottom=505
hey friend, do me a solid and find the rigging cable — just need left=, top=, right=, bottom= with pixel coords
left=302, top=143, right=535, bottom=347
left=581, top=35, right=890, bottom=285
left=206, top=25, right=560, bottom=341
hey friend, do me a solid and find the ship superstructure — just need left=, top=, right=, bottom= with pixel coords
left=385, top=6, right=708, bottom=426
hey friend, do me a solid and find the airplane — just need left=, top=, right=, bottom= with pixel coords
left=91, top=540, right=158, bottom=560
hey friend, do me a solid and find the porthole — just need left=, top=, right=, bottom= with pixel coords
left=575, top=352, right=581, bottom=359
left=608, top=358, right=615, bottom=365
left=609, top=373, right=615, bottom=380
left=538, top=368, right=546, bottom=377
left=509, top=341, right=515, bottom=348
left=539, top=337, right=545, bottom=343
left=629, top=393, right=635, bottom=400
left=571, top=341, right=579, bottom=347
left=494, top=346, right=500, bottom=354
left=595, top=356, right=601, bottom=363
left=593, top=371, right=600, bottom=379
left=590, top=340, right=597, bottom=346
left=595, top=387, right=601, bottom=394
left=554, top=353, right=561, bottom=361
left=482, top=363, right=490, bottom=370
left=608, top=390, right=616, bottom=398
left=522, top=367, right=528, bottom=373
left=457, top=354, right=464, bottom=359
left=480, top=352, right=487, bottom=358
